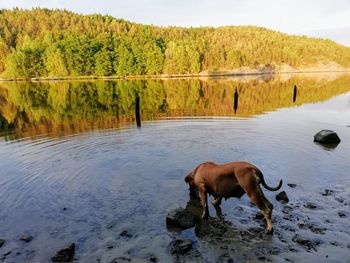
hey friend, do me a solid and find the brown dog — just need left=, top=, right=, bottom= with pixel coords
left=184, top=161, right=282, bottom=234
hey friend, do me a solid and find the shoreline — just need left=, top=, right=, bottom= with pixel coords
left=1, top=69, right=350, bottom=82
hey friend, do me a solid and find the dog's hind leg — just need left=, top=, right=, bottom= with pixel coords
left=246, top=188, right=274, bottom=234
left=198, top=185, right=209, bottom=219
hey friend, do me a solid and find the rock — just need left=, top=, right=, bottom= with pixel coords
left=0, top=239, right=5, bottom=248
left=303, top=202, right=318, bottom=209
left=217, top=252, right=234, bottom=263
left=335, top=197, right=345, bottom=203
left=166, top=208, right=195, bottom=229
left=292, top=235, right=321, bottom=251
left=276, top=191, right=289, bottom=203
left=314, top=130, right=341, bottom=144
left=20, top=234, right=33, bottom=242
left=321, top=189, right=334, bottom=196
left=51, top=243, right=75, bottom=262
left=119, top=230, right=132, bottom=238
left=149, top=255, right=157, bottom=262
left=111, top=257, right=131, bottom=263
left=287, top=184, right=296, bottom=188
left=338, top=211, right=347, bottom=218
left=170, top=239, right=193, bottom=254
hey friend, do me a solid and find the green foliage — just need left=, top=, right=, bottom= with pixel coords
left=0, top=8, right=350, bottom=78
left=44, top=47, right=68, bottom=77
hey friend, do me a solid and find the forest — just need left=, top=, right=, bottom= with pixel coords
left=1, top=8, right=350, bottom=78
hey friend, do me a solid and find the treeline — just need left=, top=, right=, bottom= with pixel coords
left=1, top=74, right=350, bottom=137
left=1, top=8, right=350, bottom=78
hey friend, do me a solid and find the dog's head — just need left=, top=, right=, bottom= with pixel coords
left=184, top=171, right=196, bottom=189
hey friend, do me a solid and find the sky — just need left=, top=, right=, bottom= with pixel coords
left=1, top=0, right=349, bottom=46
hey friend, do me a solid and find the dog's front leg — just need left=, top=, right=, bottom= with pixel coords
left=198, top=185, right=209, bottom=219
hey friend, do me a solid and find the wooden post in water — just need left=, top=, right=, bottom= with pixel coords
left=293, top=85, right=297, bottom=103
left=135, top=95, right=141, bottom=128
left=233, top=88, right=239, bottom=114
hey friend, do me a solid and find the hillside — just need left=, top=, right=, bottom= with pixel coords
left=1, top=8, right=350, bottom=78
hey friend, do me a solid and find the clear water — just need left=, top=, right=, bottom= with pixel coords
left=0, top=74, right=350, bottom=262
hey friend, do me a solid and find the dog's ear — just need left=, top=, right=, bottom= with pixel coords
left=184, top=172, right=193, bottom=183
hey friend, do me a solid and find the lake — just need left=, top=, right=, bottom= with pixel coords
left=1, top=73, right=350, bottom=262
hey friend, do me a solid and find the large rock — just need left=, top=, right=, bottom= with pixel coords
left=166, top=208, right=195, bottom=229
left=314, top=130, right=341, bottom=144
left=170, top=239, right=193, bottom=254
left=51, top=243, right=75, bottom=262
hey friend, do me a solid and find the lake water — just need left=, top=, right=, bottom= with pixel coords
left=0, top=74, right=350, bottom=262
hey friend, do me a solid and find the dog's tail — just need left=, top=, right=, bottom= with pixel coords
left=255, top=168, right=282, bottom=191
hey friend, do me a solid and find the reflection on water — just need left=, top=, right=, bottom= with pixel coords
left=1, top=73, right=350, bottom=139
left=135, top=95, right=141, bottom=128
left=233, top=88, right=239, bottom=114
left=293, top=85, right=297, bottom=103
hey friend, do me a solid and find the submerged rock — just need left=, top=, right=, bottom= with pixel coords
left=287, top=183, right=296, bottom=188
left=19, top=234, right=33, bottom=243
left=303, top=202, right=318, bottom=209
left=321, top=189, right=334, bottom=196
left=51, top=243, right=75, bottom=262
left=111, top=256, right=131, bottom=262
left=119, top=230, right=132, bottom=238
left=276, top=191, right=289, bottom=203
left=314, top=130, right=341, bottom=144
left=217, top=252, right=234, bottom=263
left=170, top=239, right=193, bottom=254
left=166, top=208, right=195, bottom=229
left=292, top=235, right=321, bottom=251
left=149, top=255, right=157, bottom=262
left=338, top=211, right=347, bottom=218
left=0, top=239, right=5, bottom=248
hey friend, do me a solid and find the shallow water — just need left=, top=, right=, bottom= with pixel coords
left=0, top=74, right=350, bottom=262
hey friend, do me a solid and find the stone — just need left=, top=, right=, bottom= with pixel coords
left=20, top=234, right=33, bottom=242
left=170, top=239, right=193, bottom=254
left=166, top=208, right=195, bottom=229
left=292, top=235, right=321, bottom=251
left=303, top=202, right=318, bottom=209
left=314, top=130, right=341, bottom=144
left=321, top=189, right=334, bottom=196
left=276, top=191, right=289, bottom=203
left=51, top=243, right=75, bottom=262
left=338, top=211, right=347, bottom=218
left=111, top=257, right=131, bottom=263
left=149, top=255, right=157, bottom=262
left=119, top=230, right=132, bottom=238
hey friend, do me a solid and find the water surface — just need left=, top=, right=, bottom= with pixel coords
left=0, top=74, right=350, bottom=262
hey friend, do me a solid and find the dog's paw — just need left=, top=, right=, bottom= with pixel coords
left=265, top=228, right=274, bottom=235
left=201, top=213, right=209, bottom=220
